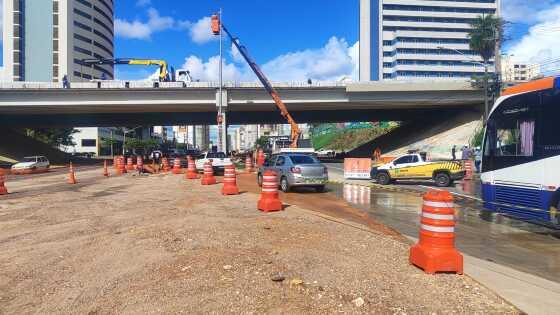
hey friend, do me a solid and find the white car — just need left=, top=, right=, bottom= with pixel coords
left=195, top=152, right=232, bottom=173
left=11, top=156, right=50, bottom=175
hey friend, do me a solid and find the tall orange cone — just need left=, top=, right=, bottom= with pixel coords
left=126, top=157, right=134, bottom=171
left=103, top=160, right=109, bottom=177
left=137, top=156, right=144, bottom=172
left=201, top=161, right=217, bottom=185
left=256, top=149, right=265, bottom=168
left=186, top=156, right=199, bottom=179
left=222, top=164, right=239, bottom=195
left=68, top=162, right=77, bottom=184
left=172, top=158, right=182, bottom=174
left=113, top=156, right=118, bottom=170
left=245, top=155, right=254, bottom=173
left=258, top=170, right=283, bottom=212
left=0, top=169, right=8, bottom=195
left=117, top=156, right=127, bottom=175
left=410, top=190, right=463, bottom=274
left=162, top=157, right=170, bottom=172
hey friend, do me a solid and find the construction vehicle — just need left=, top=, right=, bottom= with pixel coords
left=211, top=14, right=301, bottom=148
left=81, top=58, right=174, bottom=82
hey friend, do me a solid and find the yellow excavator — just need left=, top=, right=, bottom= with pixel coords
left=81, top=58, right=173, bottom=82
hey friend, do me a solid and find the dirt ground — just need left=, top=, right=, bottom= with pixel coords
left=0, top=168, right=517, bottom=314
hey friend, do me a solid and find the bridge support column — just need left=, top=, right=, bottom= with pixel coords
left=216, top=89, right=229, bottom=152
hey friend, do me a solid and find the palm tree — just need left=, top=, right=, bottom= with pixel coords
left=468, top=14, right=505, bottom=120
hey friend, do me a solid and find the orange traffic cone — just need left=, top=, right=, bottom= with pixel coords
left=0, top=169, right=8, bottom=195
left=162, top=157, right=170, bottom=172
left=222, top=164, right=239, bottom=195
left=172, top=158, right=182, bottom=174
left=186, top=156, right=199, bottom=179
left=126, top=157, right=134, bottom=171
left=464, top=160, right=473, bottom=180
left=113, top=156, right=118, bottom=170
left=137, top=156, right=144, bottom=172
left=245, top=155, right=254, bottom=173
left=258, top=170, right=283, bottom=212
left=103, top=160, right=109, bottom=177
left=68, top=162, right=77, bottom=184
left=117, top=156, right=127, bottom=175
left=201, top=161, right=217, bottom=185
left=410, top=190, right=463, bottom=274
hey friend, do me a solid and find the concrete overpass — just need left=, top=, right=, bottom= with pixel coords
left=0, top=80, right=483, bottom=126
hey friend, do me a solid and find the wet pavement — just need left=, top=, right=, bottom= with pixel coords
left=330, top=183, right=560, bottom=283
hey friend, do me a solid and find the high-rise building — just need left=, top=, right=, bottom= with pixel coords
left=501, top=56, right=540, bottom=84
left=359, top=0, right=500, bottom=81
left=3, top=0, right=114, bottom=82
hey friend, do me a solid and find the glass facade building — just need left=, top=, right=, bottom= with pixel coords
left=3, top=0, right=114, bottom=82
left=359, top=0, right=500, bottom=81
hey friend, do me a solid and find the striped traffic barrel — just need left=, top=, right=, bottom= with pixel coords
left=201, top=161, right=217, bottom=185
left=257, top=170, right=282, bottom=212
left=222, top=164, right=239, bottom=195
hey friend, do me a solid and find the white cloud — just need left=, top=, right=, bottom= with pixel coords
left=502, top=0, right=557, bottom=24
left=136, top=0, right=151, bottom=7
left=189, top=16, right=218, bottom=44
left=115, top=8, right=186, bottom=40
left=180, top=37, right=359, bottom=82
left=508, top=4, right=560, bottom=72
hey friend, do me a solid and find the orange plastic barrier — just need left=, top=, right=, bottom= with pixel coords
left=172, top=158, right=182, bottom=174
left=103, top=160, right=109, bottom=177
left=245, top=155, right=254, bottom=173
left=222, top=164, right=239, bottom=195
left=68, top=162, right=77, bottom=185
left=186, top=156, right=199, bottom=180
left=256, top=149, right=265, bottom=168
left=113, top=156, right=118, bottom=170
left=410, top=190, right=463, bottom=274
left=162, top=158, right=170, bottom=173
left=126, top=157, right=134, bottom=171
left=117, top=156, right=127, bottom=175
left=201, top=161, right=217, bottom=185
left=137, top=156, right=144, bottom=172
left=0, top=169, right=8, bottom=195
left=464, top=160, right=473, bottom=180
left=258, top=170, right=283, bottom=212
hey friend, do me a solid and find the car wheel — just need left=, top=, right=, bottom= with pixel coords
left=376, top=172, right=391, bottom=185
left=257, top=173, right=263, bottom=187
left=435, top=173, right=452, bottom=187
left=280, top=177, right=290, bottom=192
left=315, top=185, right=325, bottom=193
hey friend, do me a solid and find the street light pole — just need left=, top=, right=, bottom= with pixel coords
left=218, top=8, right=223, bottom=153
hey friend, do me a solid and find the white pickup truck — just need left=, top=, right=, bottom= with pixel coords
left=195, top=152, right=233, bottom=173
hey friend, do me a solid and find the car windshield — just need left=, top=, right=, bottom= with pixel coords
left=207, top=152, right=226, bottom=159
left=290, top=155, right=319, bottom=164
left=22, top=157, right=37, bottom=163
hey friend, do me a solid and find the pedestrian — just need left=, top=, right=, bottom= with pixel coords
left=62, top=75, right=70, bottom=89
left=451, top=145, right=457, bottom=161
left=461, top=145, right=470, bottom=160
left=474, top=147, right=482, bottom=173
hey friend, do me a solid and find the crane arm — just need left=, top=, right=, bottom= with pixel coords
left=212, top=17, right=301, bottom=148
left=81, top=58, right=170, bottom=81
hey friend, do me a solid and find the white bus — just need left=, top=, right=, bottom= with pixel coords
left=481, top=76, right=560, bottom=226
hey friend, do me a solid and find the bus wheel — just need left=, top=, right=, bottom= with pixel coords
left=550, top=190, right=560, bottom=225
left=435, top=173, right=451, bottom=187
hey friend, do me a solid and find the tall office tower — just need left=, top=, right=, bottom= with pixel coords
left=359, top=0, right=500, bottom=81
left=3, top=0, right=114, bottom=82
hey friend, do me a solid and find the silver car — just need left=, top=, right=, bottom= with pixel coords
left=257, top=154, right=328, bottom=192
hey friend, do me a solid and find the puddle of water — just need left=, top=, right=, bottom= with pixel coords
left=328, top=183, right=560, bottom=283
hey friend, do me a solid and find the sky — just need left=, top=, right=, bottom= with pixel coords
left=1, top=0, right=560, bottom=80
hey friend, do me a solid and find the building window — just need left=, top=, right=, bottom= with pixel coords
left=74, top=8, right=92, bottom=20
left=74, top=21, right=93, bottom=32
left=74, top=33, right=93, bottom=44
left=81, top=139, right=97, bottom=147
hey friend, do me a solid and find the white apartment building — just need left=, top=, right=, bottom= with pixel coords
left=61, top=127, right=123, bottom=156
left=360, top=0, right=500, bottom=81
left=3, top=0, right=114, bottom=82
left=501, top=56, right=540, bottom=83
left=235, top=125, right=259, bottom=152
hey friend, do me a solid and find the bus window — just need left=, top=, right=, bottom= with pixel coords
left=495, top=119, right=534, bottom=157
left=539, top=92, right=560, bottom=157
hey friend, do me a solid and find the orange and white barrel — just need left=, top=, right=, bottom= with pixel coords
left=245, top=156, right=254, bottom=173
left=201, top=161, right=217, bottom=185
left=172, top=158, right=182, bottom=174
left=0, top=169, right=8, bottom=195
left=222, top=164, right=239, bottom=195
left=137, top=156, right=144, bottom=172
left=258, top=170, right=283, bottom=212
left=464, top=160, right=473, bottom=180
left=186, top=157, right=198, bottom=179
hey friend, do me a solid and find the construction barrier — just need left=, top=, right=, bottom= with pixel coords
left=126, top=157, right=134, bottom=171
left=222, top=164, right=239, bottom=195
left=464, top=160, right=473, bottom=180
left=410, top=190, right=463, bottom=274
left=256, top=149, right=265, bottom=168
left=245, top=155, right=254, bottom=173
left=113, top=156, right=118, bottom=170
left=172, top=158, right=182, bottom=174
left=343, top=158, right=372, bottom=179
left=201, top=161, right=217, bottom=185
left=162, top=158, right=170, bottom=172
left=186, top=157, right=199, bottom=179
left=68, top=162, right=77, bottom=184
left=137, top=156, right=144, bottom=172
left=103, top=160, right=109, bottom=177
left=117, top=157, right=127, bottom=175
left=0, top=169, right=8, bottom=195
left=258, top=170, right=283, bottom=212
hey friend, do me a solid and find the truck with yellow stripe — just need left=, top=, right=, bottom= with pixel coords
left=371, top=152, right=466, bottom=187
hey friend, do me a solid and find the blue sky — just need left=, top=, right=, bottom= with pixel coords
left=1, top=0, right=560, bottom=80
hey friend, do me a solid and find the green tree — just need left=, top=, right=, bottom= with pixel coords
left=25, top=128, right=78, bottom=147
left=468, top=14, right=505, bottom=63
left=255, top=136, right=270, bottom=149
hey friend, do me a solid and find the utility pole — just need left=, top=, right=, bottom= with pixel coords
left=484, top=62, right=489, bottom=122
left=218, top=8, right=224, bottom=153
